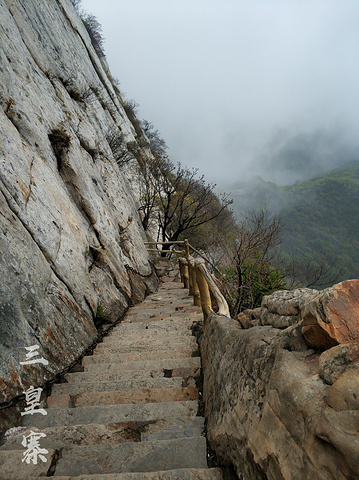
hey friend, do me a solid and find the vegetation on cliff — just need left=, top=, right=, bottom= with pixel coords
left=229, top=161, right=359, bottom=285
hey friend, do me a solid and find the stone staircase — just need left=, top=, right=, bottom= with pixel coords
left=0, top=259, right=223, bottom=479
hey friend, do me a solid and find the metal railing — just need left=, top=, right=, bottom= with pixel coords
left=145, top=240, right=230, bottom=324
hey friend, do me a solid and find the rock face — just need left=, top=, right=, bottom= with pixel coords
left=302, top=280, right=359, bottom=349
left=203, top=282, right=359, bottom=479
left=0, top=0, right=158, bottom=405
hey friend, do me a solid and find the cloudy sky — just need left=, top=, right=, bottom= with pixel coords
left=81, top=0, right=359, bottom=186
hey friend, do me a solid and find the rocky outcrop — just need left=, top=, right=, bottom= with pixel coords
left=238, top=287, right=318, bottom=330
left=203, top=281, right=359, bottom=479
left=302, top=280, right=359, bottom=349
left=0, top=0, right=158, bottom=405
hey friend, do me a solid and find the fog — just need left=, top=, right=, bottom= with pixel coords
left=81, top=0, right=359, bottom=187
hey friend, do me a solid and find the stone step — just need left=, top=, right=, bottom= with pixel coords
left=108, top=320, right=195, bottom=333
left=48, top=387, right=199, bottom=408
left=94, top=343, right=197, bottom=356
left=125, top=303, right=199, bottom=312
left=0, top=449, right=56, bottom=479
left=22, top=401, right=199, bottom=429
left=126, top=315, right=202, bottom=325
left=123, top=308, right=185, bottom=318
left=0, top=454, right=222, bottom=480
left=102, top=333, right=193, bottom=346
left=141, top=417, right=205, bottom=442
left=51, top=377, right=184, bottom=396
left=130, top=293, right=192, bottom=303
left=82, top=358, right=201, bottom=374
left=101, top=331, right=195, bottom=345
left=1, top=418, right=205, bottom=451
left=128, top=299, right=197, bottom=308
left=101, top=333, right=197, bottom=345
left=0, top=423, right=142, bottom=451
left=64, top=364, right=201, bottom=383
left=127, top=300, right=193, bottom=311
left=51, top=436, right=208, bottom=476
left=0, top=279, right=214, bottom=479
left=120, top=314, right=201, bottom=324
left=61, top=365, right=200, bottom=384
left=141, top=292, right=191, bottom=301
left=123, top=316, right=197, bottom=327
left=37, top=471, right=223, bottom=480
left=99, top=341, right=197, bottom=352
left=85, top=349, right=196, bottom=364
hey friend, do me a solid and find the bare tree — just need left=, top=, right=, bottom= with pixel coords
left=154, top=163, right=233, bottom=246
left=284, top=254, right=343, bottom=289
left=142, top=120, right=168, bottom=158
left=81, top=13, right=106, bottom=57
left=219, top=209, right=286, bottom=315
left=218, top=208, right=343, bottom=316
left=137, top=154, right=170, bottom=231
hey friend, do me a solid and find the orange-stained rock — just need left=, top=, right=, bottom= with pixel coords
left=302, top=280, right=359, bottom=350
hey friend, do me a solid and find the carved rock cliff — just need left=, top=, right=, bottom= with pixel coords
left=202, top=280, right=359, bottom=479
left=0, top=0, right=157, bottom=405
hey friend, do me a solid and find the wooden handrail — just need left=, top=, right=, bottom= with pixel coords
left=189, top=257, right=201, bottom=307
left=145, top=238, right=230, bottom=322
left=144, top=241, right=186, bottom=245
left=145, top=240, right=219, bottom=275
left=195, top=258, right=230, bottom=318
left=179, top=258, right=189, bottom=289
left=178, top=256, right=230, bottom=323
left=146, top=249, right=185, bottom=254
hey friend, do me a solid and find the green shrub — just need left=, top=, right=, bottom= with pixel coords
left=95, top=304, right=111, bottom=327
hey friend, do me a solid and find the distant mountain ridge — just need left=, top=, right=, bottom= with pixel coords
left=228, top=160, right=359, bottom=282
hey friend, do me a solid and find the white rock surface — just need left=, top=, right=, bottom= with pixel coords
left=0, top=0, right=157, bottom=404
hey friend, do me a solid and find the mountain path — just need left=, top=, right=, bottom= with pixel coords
left=0, top=259, right=223, bottom=479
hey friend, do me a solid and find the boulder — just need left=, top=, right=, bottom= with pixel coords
left=325, top=363, right=359, bottom=411
left=236, top=312, right=251, bottom=329
left=261, top=288, right=318, bottom=316
left=319, top=342, right=359, bottom=385
left=203, top=312, right=359, bottom=480
left=302, top=280, right=359, bottom=350
left=259, top=310, right=300, bottom=329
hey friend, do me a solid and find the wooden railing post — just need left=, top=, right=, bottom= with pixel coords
left=188, top=256, right=194, bottom=296
left=184, top=239, right=190, bottom=261
left=195, top=258, right=230, bottom=319
left=179, top=257, right=189, bottom=289
left=145, top=239, right=230, bottom=322
left=189, top=257, right=201, bottom=307
left=194, top=259, right=213, bottom=323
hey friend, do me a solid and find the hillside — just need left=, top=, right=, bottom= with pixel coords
left=229, top=160, right=359, bottom=283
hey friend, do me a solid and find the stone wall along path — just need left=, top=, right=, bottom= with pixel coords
left=0, top=268, right=223, bottom=479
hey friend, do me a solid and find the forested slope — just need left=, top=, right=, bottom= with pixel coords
left=229, top=160, right=359, bottom=283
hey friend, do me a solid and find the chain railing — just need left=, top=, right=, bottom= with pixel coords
left=145, top=240, right=230, bottom=323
